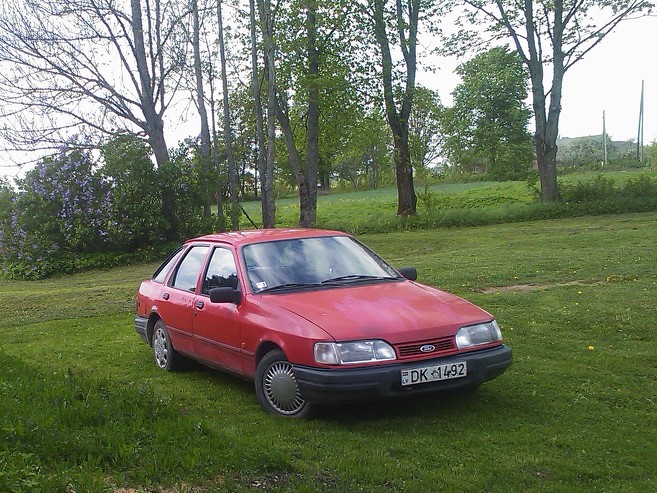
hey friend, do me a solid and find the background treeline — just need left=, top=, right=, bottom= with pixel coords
left=0, top=0, right=655, bottom=279
left=2, top=142, right=656, bottom=280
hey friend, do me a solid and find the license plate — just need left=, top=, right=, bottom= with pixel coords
left=401, top=362, right=467, bottom=386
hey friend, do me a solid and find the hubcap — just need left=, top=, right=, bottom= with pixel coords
left=263, top=361, right=305, bottom=415
left=153, top=328, right=168, bottom=368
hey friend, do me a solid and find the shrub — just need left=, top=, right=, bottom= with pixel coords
left=2, top=148, right=111, bottom=278
left=100, top=135, right=168, bottom=251
left=0, top=139, right=218, bottom=280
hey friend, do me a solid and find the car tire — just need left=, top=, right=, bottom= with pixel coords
left=152, top=319, right=180, bottom=371
left=255, top=349, right=312, bottom=418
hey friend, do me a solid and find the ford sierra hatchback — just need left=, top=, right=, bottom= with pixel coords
left=134, top=228, right=512, bottom=417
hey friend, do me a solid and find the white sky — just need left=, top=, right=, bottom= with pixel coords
left=419, top=15, right=657, bottom=143
left=1, top=13, right=655, bottom=180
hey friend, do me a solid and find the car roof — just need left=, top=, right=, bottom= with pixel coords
left=187, top=228, right=349, bottom=248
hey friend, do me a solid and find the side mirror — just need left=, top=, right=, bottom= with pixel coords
left=210, top=287, right=242, bottom=304
left=398, top=267, right=417, bottom=281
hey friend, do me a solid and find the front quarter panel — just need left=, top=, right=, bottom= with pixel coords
left=238, top=296, right=334, bottom=376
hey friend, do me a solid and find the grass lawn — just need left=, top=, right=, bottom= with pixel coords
left=1, top=212, right=656, bottom=492
left=240, top=170, right=656, bottom=231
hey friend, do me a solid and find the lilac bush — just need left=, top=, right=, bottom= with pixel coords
left=0, top=137, right=217, bottom=279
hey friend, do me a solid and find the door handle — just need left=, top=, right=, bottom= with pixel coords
left=162, top=292, right=170, bottom=300
left=196, top=300, right=205, bottom=309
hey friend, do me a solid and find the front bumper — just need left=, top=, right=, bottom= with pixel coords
left=293, top=344, right=512, bottom=404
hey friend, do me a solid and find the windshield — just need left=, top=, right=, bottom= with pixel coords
left=242, top=236, right=400, bottom=293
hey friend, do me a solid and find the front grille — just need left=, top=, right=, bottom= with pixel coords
left=396, top=336, right=456, bottom=359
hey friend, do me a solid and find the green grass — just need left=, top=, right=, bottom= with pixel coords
left=241, top=179, right=536, bottom=229
left=240, top=170, right=657, bottom=233
left=1, top=213, right=657, bottom=492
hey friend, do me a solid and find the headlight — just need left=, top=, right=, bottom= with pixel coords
left=456, top=320, right=503, bottom=349
left=314, top=340, right=396, bottom=365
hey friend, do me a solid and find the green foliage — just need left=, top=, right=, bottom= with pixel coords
left=1, top=247, right=171, bottom=281
left=163, top=139, right=217, bottom=237
left=409, top=86, right=443, bottom=171
left=332, top=109, right=393, bottom=190
left=645, top=139, right=657, bottom=168
left=101, top=135, right=168, bottom=250
left=0, top=137, right=215, bottom=280
left=440, top=47, right=533, bottom=178
left=560, top=174, right=657, bottom=210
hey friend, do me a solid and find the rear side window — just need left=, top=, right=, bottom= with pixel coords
left=170, top=246, right=209, bottom=292
left=152, top=247, right=184, bottom=284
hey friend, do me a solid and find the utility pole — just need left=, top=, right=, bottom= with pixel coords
left=637, top=80, right=644, bottom=163
left=602, top=110, right=608, bottom=167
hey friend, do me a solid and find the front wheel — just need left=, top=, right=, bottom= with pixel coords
left=255, top=349, right=312, bottom=418
left=152, top=319, right=180, bottom=371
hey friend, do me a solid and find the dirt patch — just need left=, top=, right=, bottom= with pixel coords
left=482, top=280, right=596, bottom=294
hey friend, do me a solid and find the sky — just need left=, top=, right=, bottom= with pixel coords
left=419, top=15, right=657, bottom=144
left=1, top=13, right=655, bottom=180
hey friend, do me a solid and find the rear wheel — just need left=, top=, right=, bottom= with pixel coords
left=255, top=349, right=312, bottom=418
left=152, top=319, right=179, bottom=371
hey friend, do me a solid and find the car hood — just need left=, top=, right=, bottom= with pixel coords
left=268, top=281, right=492, bottom=344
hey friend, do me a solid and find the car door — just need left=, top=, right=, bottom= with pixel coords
left=193, top=246, right=244, bottom=373
left=157, top=244, right=209, bottom=356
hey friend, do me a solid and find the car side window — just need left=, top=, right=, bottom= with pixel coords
left=170, top=246, right=209, bottom=292
left=152, top=247, right=184, bottom=284
left=202, top=247, right=239, bottom=295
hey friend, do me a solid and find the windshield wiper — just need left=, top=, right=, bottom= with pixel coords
left=258, top=282, right=317, bottom=293
left=319, top=275, right=398, bottom=285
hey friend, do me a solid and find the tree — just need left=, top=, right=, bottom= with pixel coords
left=259, top=0, right=360, bottom=227
left=268, top=0, right=322, bottom=228
left=440, top=47, right=533, bottom=177
left=0, top=0, right=188, bottom=238
left=367, top=0, right=428, bottom=215
left=191, top=0, right=214, bottom=218
left=250, top=0, right=275, bottom=227
left=217, top=0, right=240, bottom=230
left=256, top=0, right=278, bottom=228
left=450, top=0, right=653, bottom=200
left=0, top=0, right=186, bottom=166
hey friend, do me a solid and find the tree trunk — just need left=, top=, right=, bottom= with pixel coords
left=257, top=0, right=277, bottom=228
left=192, top=0, right=213, bottom=218
left=273, top=96, right=308, bottom=222
left=303, top=0, right=319, bottom=228
left=217, top=0, right=239, bottom=230
left=371, top=0, right=417, bottom=216
left=131, top=0, right=179, bottom=238
left=252, top=0, right=275, bottom=228
left=392, top=127, right=417, bottom=215
left=524, top=0, right=561, bottom=202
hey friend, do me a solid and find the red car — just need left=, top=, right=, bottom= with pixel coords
left=135, top=228, right=512, bottom=417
